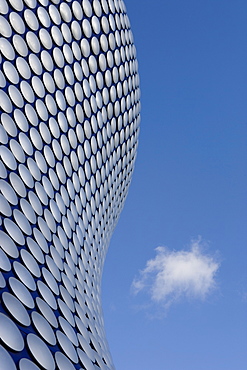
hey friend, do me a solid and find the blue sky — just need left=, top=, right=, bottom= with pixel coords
left=102, top=1, right=247, bottom=369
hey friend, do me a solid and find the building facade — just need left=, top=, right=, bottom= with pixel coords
left=0, top=0, right=140, bottom=369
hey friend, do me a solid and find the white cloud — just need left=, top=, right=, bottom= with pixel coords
left=132, top=237, right=220, bottom=309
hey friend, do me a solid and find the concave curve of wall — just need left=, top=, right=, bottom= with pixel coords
left=0, top=0, right=140, bottom=369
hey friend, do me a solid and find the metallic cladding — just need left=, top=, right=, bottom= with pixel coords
left=0, top=0, right=140, bottom=369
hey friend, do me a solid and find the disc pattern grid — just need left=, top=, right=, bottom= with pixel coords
left=0, top=0, right=140, bottom=369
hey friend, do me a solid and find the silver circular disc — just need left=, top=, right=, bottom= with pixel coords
left=27, top=333, right=55, bottom=370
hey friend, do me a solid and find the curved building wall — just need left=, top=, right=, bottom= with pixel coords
left=0, top=0, right=140, bottom=369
